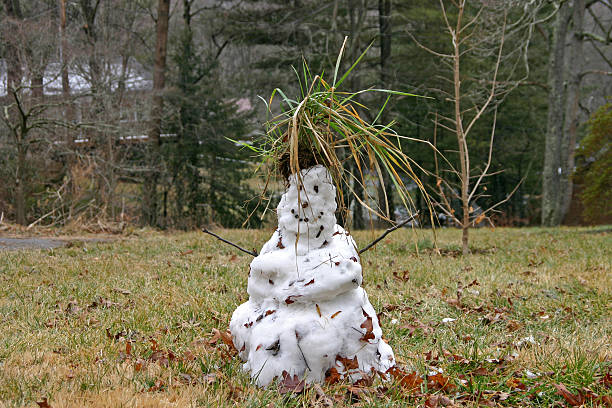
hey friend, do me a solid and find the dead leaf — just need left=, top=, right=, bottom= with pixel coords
left=316, top=304, right=321, bottom=317
left=427, top=373, right=455, bottom=391
left=180, top=249, right=193, bottom=256
left=425, top=394, right=454, bottom=407
left=210, top=328, right=237, bottom=353
left=331, top=311, right=342, bottom=319
left=393, top=270, right=410, bottom=282
left=400, top=320, right=434, bottom=337
left=387, top=366, right=423, bottom=392
left=278, top=371, right=305, bottom=394
left=178, top=373, right=193, bottom=384
left=304, top=279, right=315, bottom=286
left=506, top=377, right=527, bottom=390
left=337, top=355, right=359, bottom=370
left=65, top=300, right=80, bottom=314
left=445, top=297, right=462, bottom=309
left=133, top=359, right=145, bottom=371
left=600, top=395, right=612, bottom=407
left=313, top=383, right=334, bottom=406
left=202, top=372, right=220, bottom=384
left=553, top=383, right=584, bottom=406
left=474, top=213, right=486, bottom=225
left=285, top=295, right=302, bottom=304
left=36, top=397, right=52, bottom=408
left=506, top=320, right=522, bottom=332
left=183, top=350, right=196, bottom=361
left=325, top=366, right=341, bottom=384
left=148, top=379, right=165, bottom=392
left=353, top=372, right=375, bottom=387
left=209, top=328, right=234, bottom=349
left=112, top=287, right=131, bottom=295
left=472, top=366, right=492, bottom=376
left=149, top=350, right=169, bottom=367
left=360, top=311, right=374, bottom=342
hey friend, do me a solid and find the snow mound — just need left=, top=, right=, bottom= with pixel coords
left=230, top=165, right=395, bottom=386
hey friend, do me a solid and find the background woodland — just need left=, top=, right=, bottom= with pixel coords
left=1, top=0, right=611, bottom=230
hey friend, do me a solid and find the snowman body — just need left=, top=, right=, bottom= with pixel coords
left=230, top=165, right=395, bottom=386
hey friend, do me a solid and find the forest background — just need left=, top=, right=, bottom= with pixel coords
left=1, top=0, right=611, bottom=231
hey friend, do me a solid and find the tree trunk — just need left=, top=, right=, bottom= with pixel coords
left=15, top=140, right=26, bottom=225
left=31, top=75, right=43, bottom=99
left=451, top=6, right=470, bottom=255
left=542, top=3, right=572, bottom=226
left=142, top=0, right=170, bottom=226
left=3, top=0, right=23, bottom=92
left=559, top=0, right=585, bottom=222
left=377, top=0, right=394, bottom=226
left=4, top=0, right=25, bottom=224
left=59, top=0, right=76, bottom=218
left=347, top=0, right=367, bottom=230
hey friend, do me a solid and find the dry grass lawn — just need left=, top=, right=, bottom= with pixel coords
left=0, top=226, right=610, bottom=407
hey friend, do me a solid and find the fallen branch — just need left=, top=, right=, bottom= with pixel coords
left=358, top=211, right=420, bottom=255
left=202, top=228, right=258, bottom=257
left=27, top=207, right=58, bottom=230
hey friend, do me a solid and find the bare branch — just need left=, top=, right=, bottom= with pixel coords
left=580, top=70, right=612, bottom=77
left=463, top=10, right=507, bottom=140
left=358, top=212, right=420, bottom=254
left=202, top=228, right=258, bottom=257
left=406, top=30, right=453, bottom=58
left=468, top=107, right=497, bottom=202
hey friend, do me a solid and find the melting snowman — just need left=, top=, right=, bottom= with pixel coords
left=230, top=165, right=395, bottom=386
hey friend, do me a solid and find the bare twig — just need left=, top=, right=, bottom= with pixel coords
left=358, top=211, right=420, bottom=254
left=468, top=107, right=497, bottom=202
left=202, top=228, right=258, bottom=257
left=26, top=207, right=58, bottom=230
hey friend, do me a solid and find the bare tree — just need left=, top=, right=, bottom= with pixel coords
left=142, top=0, right=170, bottom=226
left=414, top=0, right=554, bottom=254
left=1, top=0, right=61, bottom=225
left=542, top=0, right=612, bottom=226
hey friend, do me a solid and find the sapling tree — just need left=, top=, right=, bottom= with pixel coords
left=413, top=0, right=555, bottom=254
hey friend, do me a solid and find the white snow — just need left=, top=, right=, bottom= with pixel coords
left=230, top=165, right=395, bottom=386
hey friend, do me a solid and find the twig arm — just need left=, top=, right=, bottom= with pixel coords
left=202, top=228, right=258, bottom=257
left=358, top=211, right=420, bottom=254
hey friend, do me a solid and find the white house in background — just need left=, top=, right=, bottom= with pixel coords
left=1, top=59, right=253, bottom=145
left=0, top=59, right=152, bottom=97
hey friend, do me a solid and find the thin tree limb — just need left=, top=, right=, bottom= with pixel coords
left=468, top=107, right=497, bottom=202
left=358, top=211, right=420, bottom=254
left=202, top=228, right=258, bottom=257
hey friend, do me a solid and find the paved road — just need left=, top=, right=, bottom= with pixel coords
left=0, top=237, right=67, bottom=250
